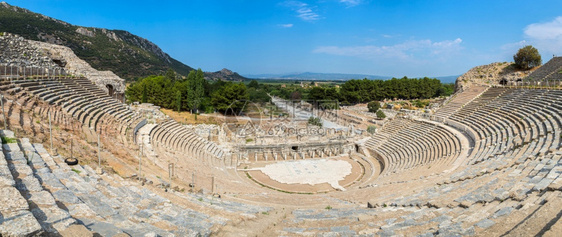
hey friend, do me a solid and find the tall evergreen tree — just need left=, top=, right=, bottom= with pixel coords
left=176, top=90, right=182, bottom=112
left=142, top=84, right=147, bottom=103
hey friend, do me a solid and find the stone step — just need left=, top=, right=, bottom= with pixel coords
left=0, top=130, right=44, bottom=236
left=34, top=143, right=226, bottom=236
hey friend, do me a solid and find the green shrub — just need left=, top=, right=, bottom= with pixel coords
left=368, top=101, right=381, bottom=113
left=308, top=116, right=322, bottom=127
left=412, top=99, right=430, bottom=108
left=376, top=110, right=386, bottom=119
left=367, top=125, right=377, bottom=134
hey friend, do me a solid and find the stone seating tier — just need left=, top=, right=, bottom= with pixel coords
left=0, top=129, right=270, bottom=236
left=525, top=57, right=562, bottom=82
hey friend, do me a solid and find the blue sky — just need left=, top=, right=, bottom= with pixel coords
left=9, top=0, right=562, bottom=77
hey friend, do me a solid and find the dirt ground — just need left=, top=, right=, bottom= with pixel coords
left=160, top=108, right=224, bottom=125
left=242, top=156, right=364, bottom=194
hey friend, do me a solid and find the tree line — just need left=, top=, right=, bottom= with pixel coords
left=268, top=77, right=454, bottom=104
left=125, top=69, right=250, bottom=114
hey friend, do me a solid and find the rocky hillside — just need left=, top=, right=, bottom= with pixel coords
left=455, top=62, right=533, bottom=91
left=0, top=2, right=192, bottom=80
left=0, top=32, right=126, bottom=93
left=205, top=68, right=247, bottom=81
left=0, top=2, right=245, bottom=82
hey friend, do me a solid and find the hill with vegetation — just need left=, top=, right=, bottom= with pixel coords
left=0, top=2, right=246, bottom=82
left=455, top=62, right=533, bottom=91
left=205, top=68, right=247, bottom=82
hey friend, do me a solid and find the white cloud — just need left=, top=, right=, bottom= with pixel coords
left=278, top=23, right=294, bottom=28
left=282, top=1, right=320, bottom=22
left=525, top=17, right=562, bottom=40
left=524, top=16, right=562, bottom=53
left=313, top=38, right=463, bottom=61
left=339, top=0, right=362, bottom=7
left=501, top=40, right=527, bottom=50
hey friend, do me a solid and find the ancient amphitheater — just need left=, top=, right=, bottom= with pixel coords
left=2, top=32, right=562, bottom=237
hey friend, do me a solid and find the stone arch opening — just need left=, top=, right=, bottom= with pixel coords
left=106, top=84, right=114, bottom=97
left=499, top=78, right=508, bottom=85
left=52, top=59, right=66, bottom=67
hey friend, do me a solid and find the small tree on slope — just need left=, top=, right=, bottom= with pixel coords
left=514, top=45, right=542, bottom=70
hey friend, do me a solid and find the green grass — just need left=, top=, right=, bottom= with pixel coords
left=325, top=205, right=332, bottom=210
left=1, top=136, right=17, bottom=144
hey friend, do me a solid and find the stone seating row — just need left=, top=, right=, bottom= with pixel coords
left=525, top=57, right=562, bottom=82
left=0, top=130, right=75, bottom=236
left=358, top=150, right=562, bottom=236
left=359, top=88, right=562, bottom=235
left=434, top=85, right=488, bottom=119
left=3, top=77, right=142, bottom=142
left=365, top=118, right=461, bottom=176
left=150, top=120, right=226, bottom=162
left=450, top=88, right=561, bottom=165
left=364, top=118, right=413, bottom=150
left=279, top=184, right=561, bottom=236
left=0, top=129, right=232, bottom=236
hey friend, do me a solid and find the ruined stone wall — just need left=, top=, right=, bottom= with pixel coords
left=0, top=33, right=60, bottom=68
left=0, top=32, right=125, bottom=94
left=29, top=40, right=125, bottom=94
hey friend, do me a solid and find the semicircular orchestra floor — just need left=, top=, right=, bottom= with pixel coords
left=241, top=156, right=367, bottom=194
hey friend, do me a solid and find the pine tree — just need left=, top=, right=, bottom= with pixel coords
left=142, top=84, right=147, bottom=103
left=176, top=90, right=182, bottom=112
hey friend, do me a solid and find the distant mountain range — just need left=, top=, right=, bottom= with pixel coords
left=246, top=72, right=459, bottom=83
left=0, top=2, right=246, bottom=81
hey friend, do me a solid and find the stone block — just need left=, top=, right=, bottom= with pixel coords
left=31, top=206, right=75, bottom=233
left=68, top=204, right=97, bottom=218
left=533, top=178, right=553, bottom=191
left=5, top=151, right=26, bottom=163
left=38, top=173, right=66, bottom=190
left=2, top=143, right=20, bottom=152
left=26, top=190, right=56, bottom=206
left=0, top=130, right=15, bottom=138
left=475, top=218, right=495, bottom=229
left=0, top=210, right=42, bottom=236
left=15, top=175, right=42, bottom=192
left=78, top=195, right=116, bottom=218
left=0, top=187, right=29, bottom=213
left=9, top=163, right=33, bottom=177
left=492, top=207, right=514, bottom=219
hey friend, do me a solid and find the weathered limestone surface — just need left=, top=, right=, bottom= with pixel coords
left=0, top=33, right=125, bottom=94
